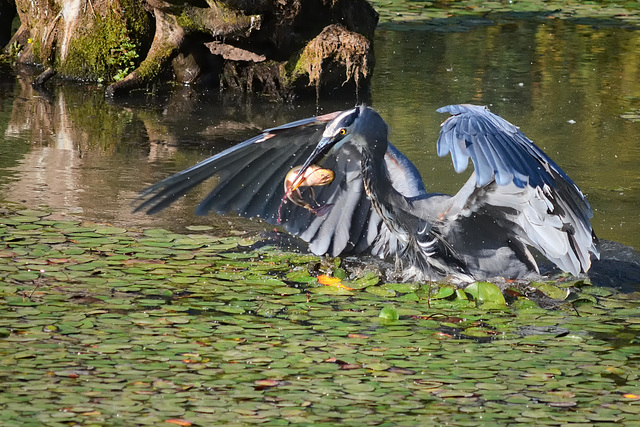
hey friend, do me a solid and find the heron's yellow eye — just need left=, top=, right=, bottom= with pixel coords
left=339, top=128, right=347, bottom=135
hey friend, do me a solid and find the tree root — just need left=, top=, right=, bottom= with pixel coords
left=106, top=9, right=184, bottom=97
left=32, top=67, right=57, bottom=87
left=8, top=0, right=377, bottom=100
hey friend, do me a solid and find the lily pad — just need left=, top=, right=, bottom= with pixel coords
left=379, top=305, right=400, bottom=320
left=465, top=282, right=507, bottom=307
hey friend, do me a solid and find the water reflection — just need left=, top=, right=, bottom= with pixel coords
left=4, top=80, right=80, bottom=213
left=0, top=19, right=638, bottom=252
left=371, top=20, right=640, bottom=250
left=0, top=72, right=354, bottom=235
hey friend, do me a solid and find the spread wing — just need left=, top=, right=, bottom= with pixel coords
left=437, top=104, right=599, bottom=275
left=136, top=111, right=422, bottom=258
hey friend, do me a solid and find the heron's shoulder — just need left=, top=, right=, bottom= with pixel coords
left=437, top=104, right=488, bottom=116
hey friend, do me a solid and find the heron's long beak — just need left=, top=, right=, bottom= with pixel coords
left=285, top=136, right=336, bottom=196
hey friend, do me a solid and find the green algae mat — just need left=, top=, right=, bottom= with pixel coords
left=1, top=205, right=640, bottom=425
left=369, top=0, right=640, bottom=28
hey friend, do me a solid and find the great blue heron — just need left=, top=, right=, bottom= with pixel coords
left=137, top=105, right=599, bottom=282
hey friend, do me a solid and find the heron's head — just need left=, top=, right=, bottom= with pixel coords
left=323, top=106, right=389, bottom=156
left=286, top=106, right=389, bottom=195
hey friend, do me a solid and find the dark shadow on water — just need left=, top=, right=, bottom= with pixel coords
left=376, top=9, right=640, bottom=32
left=588, top=240, right=640, bottom=292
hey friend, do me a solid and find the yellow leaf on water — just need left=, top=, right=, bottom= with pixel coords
left=165, top=420, right=192, bottom=426
left=317, top=274, right=353, bottom=290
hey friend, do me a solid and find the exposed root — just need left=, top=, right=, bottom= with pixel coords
left=32, top=67, right=57, bottom=87
left=106, top=9, right=183, bottom=97
left=8, top=0, right=377, bottom=100
left=296, top=24, right=374, bottom=92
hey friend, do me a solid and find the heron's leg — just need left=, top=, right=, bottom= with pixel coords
left=426, top=262, right=433, bottom=309
left=394, top=252, right=402, bottom=272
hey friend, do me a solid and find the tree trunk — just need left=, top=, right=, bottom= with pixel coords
left=4, top=0, right=378, bottom=100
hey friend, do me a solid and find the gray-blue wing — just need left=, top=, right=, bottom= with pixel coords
left=437, top=104, right=599, bottom=275
left=136, top=114, right=333, bottom=217
left=136, top=111, right=422, bottom=258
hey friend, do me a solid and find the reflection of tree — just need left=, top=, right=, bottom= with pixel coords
left=0, top=76, right=318, bottom=232
left=2, top=82, right=75, bottom=212
left=3, top=77, right=82, bottom=211
left=6, top=75, right=55, bottom=142
left=0, top=76, right=31, bottom=187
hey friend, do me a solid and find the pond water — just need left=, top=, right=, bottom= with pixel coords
left=0, top=19, right=638, bottom=250
left=373, top=20, right=640, bottom=253
left=1, top=16, right=640, bottom=426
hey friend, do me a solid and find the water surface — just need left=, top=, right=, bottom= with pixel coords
left=0, top=19, right=638, bottom=249
left=1, top=17, right=640, bottom=425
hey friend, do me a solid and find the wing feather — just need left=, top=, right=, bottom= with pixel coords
left=438, top=104, right=599, bottom=275
left=138, top=103, right=599, bottom=279
left=136, top=111, right=422, bottom=260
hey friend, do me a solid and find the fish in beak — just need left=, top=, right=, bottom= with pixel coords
left=281, top=164, right=335, bottom=218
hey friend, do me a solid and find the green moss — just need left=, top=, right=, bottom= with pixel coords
left=57, top=3, right=151, bottom=82
left=31, top=38, right=41, bottom=62
left=283, top=27, right=372, bottom=90
left=177, top=10, right=205, bottom=32
left=178, top=4, right=257, bottom=35
left=120, top=0, right=150, bottom=36
left=134, top=41, right=176, bottom=81
left=215, top=1, right=247, bottom=24
left=283, top=46, right=321, bottom=88
left=3, top=41, right=22, bottom=62
left=286, top=50, right=313, bottom=81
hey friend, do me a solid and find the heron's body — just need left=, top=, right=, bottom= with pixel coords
left=137, top=105, right=599, bottom=282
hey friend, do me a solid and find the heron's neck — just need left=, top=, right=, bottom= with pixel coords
left=362, top=149, right=410, bottom=237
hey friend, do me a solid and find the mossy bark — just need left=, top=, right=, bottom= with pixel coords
left=3, top=0, right=378, bottom=100
left=6, top=0, right=152, bottom=82
left=106, top=8, right=183, bottom=97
